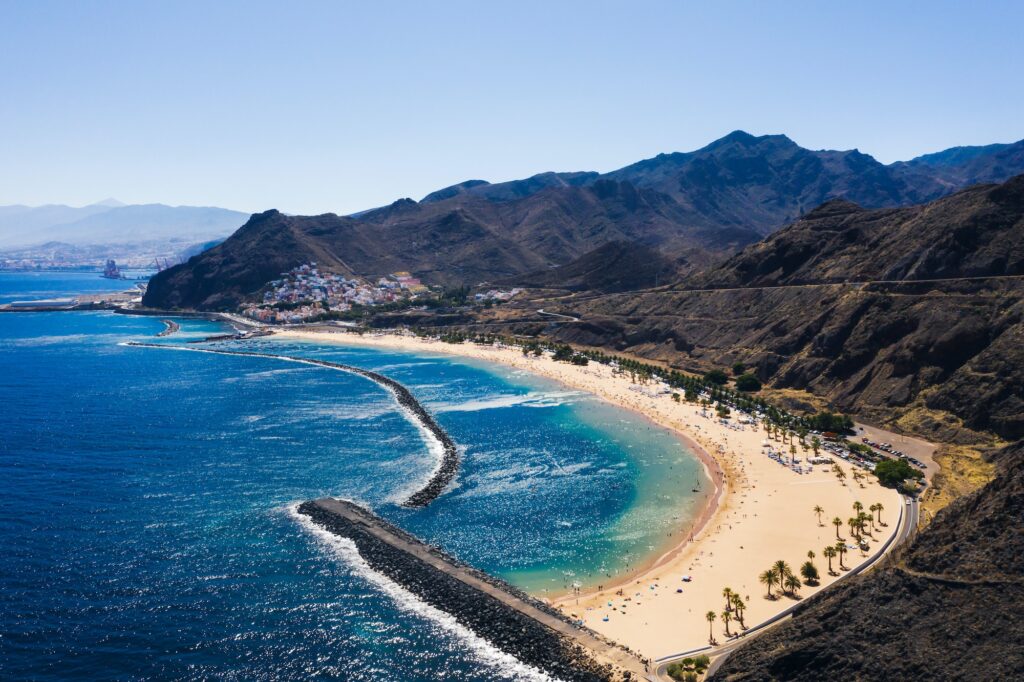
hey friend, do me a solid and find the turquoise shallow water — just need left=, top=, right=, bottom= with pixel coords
left=0, top=273, right=707, bottom=680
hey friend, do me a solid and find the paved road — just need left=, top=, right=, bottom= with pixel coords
left=654, top=495, right=916, bottom=680
left=537, top=308, right=580, bottom=322
left=530, top=273, right=1024, bottom=306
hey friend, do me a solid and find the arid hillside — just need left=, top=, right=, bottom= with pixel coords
left=553, top=177, right=1024, bottom=442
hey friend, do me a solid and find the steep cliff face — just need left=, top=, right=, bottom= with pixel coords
left=559, top=177, right=1024, bottom=440
left=709, top=441, right=1024, bottom=682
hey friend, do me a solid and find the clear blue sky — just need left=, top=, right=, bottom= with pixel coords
left=2, top=1, right=1021, bottom=215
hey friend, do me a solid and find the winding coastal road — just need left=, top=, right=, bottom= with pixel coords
left=655, top=495, right=918, bottom=680
left=537, top=308, right=580, bottom=322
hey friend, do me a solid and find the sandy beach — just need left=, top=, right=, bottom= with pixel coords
left=273, top=328, right=904, bottom=659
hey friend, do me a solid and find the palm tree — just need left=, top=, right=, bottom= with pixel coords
left=835, top=540, right=847, bottom=569
left=823, top=546, right=836, bottom=574
left=773, top=560, right=792, bottom=584
left=832, top=516, right=843, bottom=539
left=813, top=505, right=825, bottom=525
left=722, top=587, right=734, bottom=612
left=706, top=611, right=716, bottom=643
left=836, top=468, right=847, bottom=485
left=800, top=560, right=819, bottom=585
left=859, top=511, right=873, bottom=537
left=759, top=568, right=778, bottom=598
left=868, top=504, right=879, bottom=530
left=784, top=573, right=802, bottom=595
left=848, top=517, right=860, bottom=541
left=875, top=502, right=885, bottom=525
left=811, top=436, right=821, bottom=456
left=730, top=593, right=746, bottom=628
left=789, top=443, right=797, bottom=463
left=807, top=550, right=815, bottom=561
left=853, top=501, right=864, bottom=516
left=721, top=608, right=732, bottom=637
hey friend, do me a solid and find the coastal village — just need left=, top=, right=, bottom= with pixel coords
left=239, top=262, right=521, bottom=324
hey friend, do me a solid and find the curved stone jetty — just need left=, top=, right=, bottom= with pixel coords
left=155, top=319, right=180, bottom=337
left=299, top=498, right=649, bottom=682
left=125, top=342, right=458, bottom=507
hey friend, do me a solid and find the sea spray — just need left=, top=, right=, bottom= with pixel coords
left=286, top=503, right=557, bottom=682
left=124, top=342, right=457, bottom=507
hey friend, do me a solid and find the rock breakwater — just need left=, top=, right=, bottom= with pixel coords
left=125, top=342, right=459, bottom=507
left=298, top=498, right=647, bottom=681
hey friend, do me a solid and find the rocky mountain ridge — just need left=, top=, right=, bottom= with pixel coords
left=143, top=132, right=1024, bottom=310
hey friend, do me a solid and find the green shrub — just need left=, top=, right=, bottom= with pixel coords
left=734, top=373, right=762, bottom=392
left=875, top=458, right=924, bottom=488
left=704, top=369, right=729, bottom=385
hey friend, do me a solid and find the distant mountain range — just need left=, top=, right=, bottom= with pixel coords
left=0, top=200, right=248, bottom=249
left=144, top=131, right=1024, bottom=309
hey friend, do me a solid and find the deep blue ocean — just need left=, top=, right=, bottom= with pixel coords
left=0, top=272, right=707, bottom=681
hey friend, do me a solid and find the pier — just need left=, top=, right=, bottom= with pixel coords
left=299, top=498, right=651, bottom=681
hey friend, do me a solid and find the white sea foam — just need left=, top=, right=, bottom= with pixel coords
left=370, top=361, right=439, bottom=372
left=3, top=333, right=128, bottom=347
left=286, top=503, right=557, bottom=682
left=222, top=366, right=312, bottom=383
left=432, top=391, right=580, bottom=413
left=123, top=343, right=449, bottom=504
left=312, top=402, right=395, bottom=422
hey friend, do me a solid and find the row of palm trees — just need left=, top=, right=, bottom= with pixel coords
left=817, top=501, right=885, bottom=537
left=705, top=587, right=750, bottom=641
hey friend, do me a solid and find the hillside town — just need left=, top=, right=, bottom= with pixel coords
left=240, top=263, right=429, bottom=324
left=238, top=262, right=524, bottom=324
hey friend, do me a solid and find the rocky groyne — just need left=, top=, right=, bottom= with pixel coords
left=156, top=319, right=180, bottom=337
left=298, top=498, right=647, bottom=682
left=125, top=342, right=459, bottom=507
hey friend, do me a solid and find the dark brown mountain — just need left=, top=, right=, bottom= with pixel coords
left=893, top=139, right=1024, bottom=192
left=709, top=439, right=1024, bottom=682
left=691, top=174, right=1024, bottom=288
left=145, top=178, right=761, bottom=309
left=554, top=176, right=1024, bottom=441
left=144, top=132, right=1024, bottom=311
left=501, top=240, right=682, bottom=293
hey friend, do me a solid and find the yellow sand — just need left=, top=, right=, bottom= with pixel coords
left=274, top=329, right=905, bottom=659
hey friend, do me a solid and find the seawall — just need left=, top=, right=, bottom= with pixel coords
left=125, top=342, right=458, bottom=507
left=298, top=498, right=649, bottom=681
